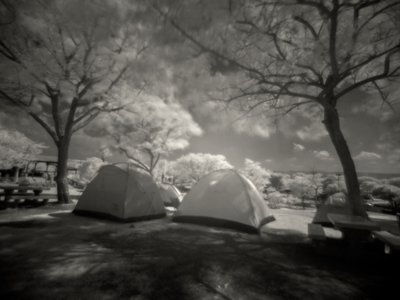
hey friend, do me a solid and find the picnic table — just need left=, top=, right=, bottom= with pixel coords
left=327, top=213, right=381, bottom=242
left=0, top=183, right=51, bottom=204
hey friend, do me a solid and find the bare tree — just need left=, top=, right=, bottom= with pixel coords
left=156, top=0, right=400, bottom=217
left=0, top=0, right=148, bottom=202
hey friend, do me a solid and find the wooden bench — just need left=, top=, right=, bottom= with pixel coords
left=372, top=230, right=400, bottom=255
left=5, top=194, right=56, bottom=200
left=308, top=223, right=343, bottom=241
left=0, top=192, right=37, bottom=198
left=1, top=194, right=80, bottom=206
left=9, top=194, right=79, bottom=199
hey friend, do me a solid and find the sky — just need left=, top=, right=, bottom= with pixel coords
left=1, top=0, right=400, bottom=174
left=2, top=86, right=399, bottom=174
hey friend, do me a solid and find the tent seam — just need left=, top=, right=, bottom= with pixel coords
left=232, top=169, right=258, bottom=229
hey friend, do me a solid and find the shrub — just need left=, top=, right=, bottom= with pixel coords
left=372, top=184, right=400, bottom=200
left=387, top=177, right=400, bottom=188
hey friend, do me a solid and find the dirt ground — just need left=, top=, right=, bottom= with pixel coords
left=0, top=205, right=398, bottom=300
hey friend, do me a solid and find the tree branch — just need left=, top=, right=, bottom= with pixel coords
left=153, top=5, right=267, bottom=82
left=339, top=43, right=400, bottom=80
left=118, top=146, right=151, bottom=174
left=0, top=40, right=20, bottom=63
left=373, top=81, right=396, bottom=112
left=336, top=50, right=397, bottom=99
left=0, top=89, right=59, bottom=143
left=293, top=15, right=318, bottom=40
left=328, top=0, right=340, bottom=77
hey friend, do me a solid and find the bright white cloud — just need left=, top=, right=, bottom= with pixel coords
left=293, top=143, right=305, bottom=152
left=313, top=150, right=333, bottom=161
left=354, top=151, right=382, bottom=161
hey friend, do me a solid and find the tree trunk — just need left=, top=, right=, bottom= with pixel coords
left=323, top=105, right=367, bottom=218
left=56, top=139, right=71, bottom=204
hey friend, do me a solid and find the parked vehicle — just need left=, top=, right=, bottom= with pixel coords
left=364, top=198, right=396, bottom=214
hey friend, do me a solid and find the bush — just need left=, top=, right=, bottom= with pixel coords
left=386, top=177, right=400, bottom=188
left=266, top=191, right=285, bottom=208
left=372, top=184, right=400, bottom=201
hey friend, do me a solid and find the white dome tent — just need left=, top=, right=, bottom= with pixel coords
left=74, top=164, right=165, bottom=221
left=173, top=169, right=275, bottom=233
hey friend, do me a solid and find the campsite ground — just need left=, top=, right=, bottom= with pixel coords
left=0, top=205, right=398, bottom=300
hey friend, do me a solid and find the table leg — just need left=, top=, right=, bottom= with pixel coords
left=341, top=228, right=373, bottom=243
left=4, top=188, right=14, bottom=202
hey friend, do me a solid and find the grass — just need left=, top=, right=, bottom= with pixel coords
left=0, top=205, right=398, bottom=299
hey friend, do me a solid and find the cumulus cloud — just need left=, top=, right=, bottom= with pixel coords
left=313, top=150, right=333, bottom=160
left=233, top=117, right=274, bottom=139
left=293, top=143, right=305, bottom=152
left=354, top=151, right=382, bottom=161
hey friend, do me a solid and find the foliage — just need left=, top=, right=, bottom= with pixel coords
left=0, top=0, right=147, bottom=139
left=78, top=157, right=105, bottom=184
left=265, top=191, right=297, bottom=209
left=239, top=158, right=271, bottom=192
left=372, top=184, right=400, bottom=201
left=85, top=93, right=202, bottom=176
left=322, top=175, right=346, bottom=195
left=286, top=175, right=313, bottom=199
left=170, top=152, right=233, bottom=182
left=269, top=174, right=284, bottom=191
left=0, top=127, right=45, bottom=169
left=358, top=176, right=381, bottom=197
left=385, top=177, right=400, bottom=188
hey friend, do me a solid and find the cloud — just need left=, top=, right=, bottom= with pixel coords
left=313, top=150, right=333, bottom=161
left=293, top=143, right=305, bottom=152
left=376, top=143, right=391, bottom=151
left=233, top=118, right=274, bottom=139
left=388, top=149, right=400, bottom=164
left=354, top=151, right=382, bottom=161
left=165, top=138, right=190, bottom=151
left=296, top=122, right=328, bottom=141
left=351, top=97, right=400, bottom=122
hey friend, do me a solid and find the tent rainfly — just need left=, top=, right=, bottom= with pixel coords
left=173, top=169, right=275, bottom=233
left=74, top=164, right=166, bottom=221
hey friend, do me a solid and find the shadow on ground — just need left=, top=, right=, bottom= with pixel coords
left=0, top=210, right=398, bottom=300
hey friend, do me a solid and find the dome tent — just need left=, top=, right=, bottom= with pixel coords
left=74, top=164, right=165, bottom=221
left=159, top=183, right=183, bottom=208
left=173, top=169, right=275, bottom=233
